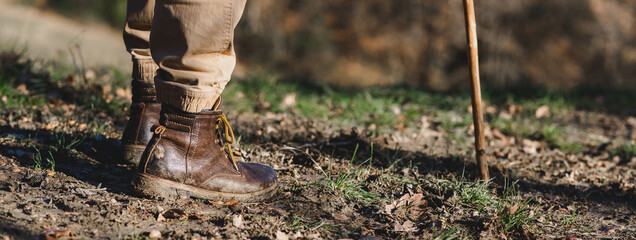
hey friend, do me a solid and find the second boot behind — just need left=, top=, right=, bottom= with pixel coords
left=121, top=59, right=160, bottom=164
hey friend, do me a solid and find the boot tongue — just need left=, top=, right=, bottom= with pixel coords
left=200, top=98, right=222, bottom=112
left=212, top=97, right=222, bottom=111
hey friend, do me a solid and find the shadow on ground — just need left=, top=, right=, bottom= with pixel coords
left=0, top=126, right=133, bottom=195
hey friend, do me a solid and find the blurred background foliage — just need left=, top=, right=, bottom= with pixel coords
left=25, top=0, right=636, bottom=92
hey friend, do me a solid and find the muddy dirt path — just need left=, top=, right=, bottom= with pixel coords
left=0, top=47, right=634, bottom=239
left=0, top=105, right=634, bottom=239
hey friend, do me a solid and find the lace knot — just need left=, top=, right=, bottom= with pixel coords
left=217, top=114, right=239, bottom=171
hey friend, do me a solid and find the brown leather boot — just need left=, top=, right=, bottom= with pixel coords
left=121, top=60, right=161, bottom=164
left=131, top=103, right=278, bottom=202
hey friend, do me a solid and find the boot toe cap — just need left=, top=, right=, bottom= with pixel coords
left=199, top=162, right=277, bottom=194
left=240, top=162, right=278, bottom=188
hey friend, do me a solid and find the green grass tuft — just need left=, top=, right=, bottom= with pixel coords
left=497, top=180, right=537, bottom=232
left=322, top=144, right=380, bottom=205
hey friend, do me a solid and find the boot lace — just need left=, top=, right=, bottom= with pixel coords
left=143, top=125, right=166, bottom=173
left=217, top=113, right=239, bottom=171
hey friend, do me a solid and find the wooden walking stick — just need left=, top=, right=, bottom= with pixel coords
left=463, top=0, right=490, bottom=180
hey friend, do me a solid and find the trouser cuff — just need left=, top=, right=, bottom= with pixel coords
left=131, top=57, right=159, bottom=102
left=155, top=80, right=222, bottom=113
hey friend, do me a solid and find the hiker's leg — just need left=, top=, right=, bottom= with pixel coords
left=133, top=0, right=277, bottom=200
left=123, top=0, right=159, bottom=99
left=121, top=0, right=161, bottom=164
left=124, top=0, right=154, bottom=57
left=150, top=0, right=247, bottom=112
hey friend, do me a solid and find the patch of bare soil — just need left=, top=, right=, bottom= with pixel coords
left=0, top=97, right=634, bottom=239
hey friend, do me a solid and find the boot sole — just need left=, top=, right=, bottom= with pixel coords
left=122, top=144, right=146, bottom=165
left=131, top=173, right=278, bottom=202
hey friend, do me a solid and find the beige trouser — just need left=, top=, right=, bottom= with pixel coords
left=123, top=0, right=247, bottom=112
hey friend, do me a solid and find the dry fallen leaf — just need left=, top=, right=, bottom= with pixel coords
left=162, top=208, right=187, bottom=220
left=188, top=212, right=206, bottom=220
left=232, top=214, right=244, bottom=228
left=560, top=237, right=582, bottom=240
left=84, top=70, right=96, bottom=80
left=509, top=105, right=523, bottom=115
left=522, top=139, right=541, bottom=154
left=385, top=193, right=427, bottom=219
left=486, top=106, right=497, bottom=114
left=332, top=212, right=350, bottom=221
left=11, top=169, right=21, bottom=173
left=492, top=128, right=507, bottom=140
left=275, top=231, right=289, bottom=240
left=393, top=220, right=416, bottom=232
left=627, top=117, right=636, bottom=128
left=600, top=225, right=624, bottom=234
left=289, top=232, right=303, bottom=239
left=417, top=116, right=442, bottom=139
left=507, top=204, right=520, bottom=215
left=45, top=122, right=59, bottom=131
left=256, top=95, right=271, bottom=110
left=16, top=84, right=29, bottom=95
left=281, top=92, right=297, bottom=108
left=156, top=213, right=166, bottom=222
left=499, top=111, right=512, bottom=120
left=535, top=105, right=551, bottom=118
left=115, top=87, right=131, bottom=99
left=148, top=230, right=162, bottom=239
left=43, top=228, right=73, bottom=240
